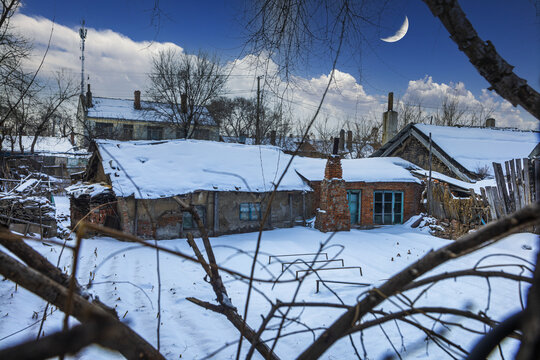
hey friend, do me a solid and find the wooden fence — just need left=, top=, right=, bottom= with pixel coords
left=428, top=181, right=489, bottom=226
left=482, top=158, right=538, bottom=221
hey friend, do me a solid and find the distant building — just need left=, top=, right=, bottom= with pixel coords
left=372, top=122, right=540, bottom=182
left=0, top=135, right=89, bottom=179
left=76, top=86, right=219, bottom=146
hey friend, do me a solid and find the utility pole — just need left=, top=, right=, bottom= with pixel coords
left=79, top=20, right=87, bottom=96
left=255, top=75, right=262, bottom=145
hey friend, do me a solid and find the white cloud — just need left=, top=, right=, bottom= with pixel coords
left=401, top=76, right=537, bottom=129
left=12, top=13, right=536, bottom=132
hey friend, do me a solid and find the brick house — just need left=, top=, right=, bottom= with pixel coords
left=294, top=156, right=424, bottom=227
left=68, top=139, right=312, bottom=239
left=371, top=122, right=539, bottom=182
left=75, top=86, right=220, bottom=147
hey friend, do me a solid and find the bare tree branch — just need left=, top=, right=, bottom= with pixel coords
left=297, top=202, right=540, bottom=359
left=0, top=249, right=165, bottom=359
left=422, top=0, right=540, bottom=120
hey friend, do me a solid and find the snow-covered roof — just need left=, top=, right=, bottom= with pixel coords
left=413, top=124, right=539, bottom=174
left=1, top=136, right=88, bottom=156
left=411, top=169, right=496, bottom=194
left=293, top=156, right=422, bottom=183
left=88, top=97, right=217, bottom=126
left=95, top=139, right=312, bottom=199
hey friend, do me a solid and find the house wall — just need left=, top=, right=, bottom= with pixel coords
left=309, top=180, right=423, bottom=226
left=384, top=136, right=455, bottom=179
left=116, top=190, right=311, bottom=239
left=86, top=117, right=219, bottom=142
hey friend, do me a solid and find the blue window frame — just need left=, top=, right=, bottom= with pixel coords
left=239, top=203, right=261, bottom=221
left=373, top=191, right=403, bottom=224
left=347, top=190, right=361, bottom=224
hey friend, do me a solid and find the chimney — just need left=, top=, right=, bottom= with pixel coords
left=315, top=138, right=350, bottom=233
left=346, top=130, right=353, bottom=151
left=339, top=129, right=345, bottom=152
left=485, top=118, right=495, bottom=128
left=382, top=92, right=398, bottom=145
left=86, top=84, right=92, bottom=108
left=332, top=137, right=339, bottom=155
left=270, top=130, right=276, bottom=145
left=134, top=90, right=141, bottom=110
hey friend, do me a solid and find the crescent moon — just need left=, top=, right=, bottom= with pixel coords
left=381, top=16, right=409, bottom=43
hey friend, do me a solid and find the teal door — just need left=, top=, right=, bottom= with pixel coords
left=347, top=191, right=361, bottom=224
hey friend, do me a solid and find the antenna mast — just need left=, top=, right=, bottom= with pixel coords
left=79, top=20, right=87, bottom=95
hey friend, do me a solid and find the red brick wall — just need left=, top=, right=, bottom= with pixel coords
left=310, top=181, right=423, bottom=225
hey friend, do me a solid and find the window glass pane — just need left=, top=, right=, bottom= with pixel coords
left=384, top=202, right=392, bottom=213
left=240, top=203, right=250, bottom=220
left=251, top=203, right=261, bottom=220
left=374, top=202, right=382, bottom=214
left=183, top=212, right=193, bottom=229
left=394, top=192, right=402, bottom=202
left=374, top=214, right=382, bottom=224
left=384, top=192, right=393, bottom=202
left=394, top=201, right=402, bottom=213
left=384, top=213, right=392, bottom=224
left=374, top=192, right=382, bottom=202
left=394, top=213, right=402, bottom=224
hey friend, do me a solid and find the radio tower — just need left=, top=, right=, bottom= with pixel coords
left=79, top=20, right=87, bottom=95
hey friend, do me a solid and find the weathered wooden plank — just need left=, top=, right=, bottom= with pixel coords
left=484, top=187, right=498, bottom=220
left=515, top=158, right=527, bottom=208
left=492, top=186, right=506, bottom=219
left=504, top=161, right=515, bottom=212
left=493, top=162, right=511, bottom=214
left=510, top=159, right=521, bottom=211
left=522, top=158, right=531, bottom=206
left=481, top=187, right=495, bottom=221
left=535, top=159, right=540, bottom=203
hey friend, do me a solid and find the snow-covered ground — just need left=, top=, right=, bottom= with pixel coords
left=0, top=196, right=536, bottom=359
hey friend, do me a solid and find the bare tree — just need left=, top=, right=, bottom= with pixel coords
left=147, top=49, right=227, bottom=138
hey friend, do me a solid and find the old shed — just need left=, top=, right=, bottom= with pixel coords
left=71, top=139, right=312, bottom=239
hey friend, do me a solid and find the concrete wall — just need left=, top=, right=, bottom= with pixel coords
left=117, top=190, right=312, bottom=239
left=87, top=117, right=219, bottom=142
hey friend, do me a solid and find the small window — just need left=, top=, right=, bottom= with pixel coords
left=183, top=206, right=206, bottom=229
left=95, top=122, right=114, bottom=138
left=122, top=124, right=133, bottom=140
left=147, top=126, right=163, bottom=140
left=373, top=191, right=403, bottom=225
left=239, top=203, right=261, bottom=221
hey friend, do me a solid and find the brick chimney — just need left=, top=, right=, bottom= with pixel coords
left=346, top=130, right=352, bottom=151
left=339, top=129, right=345, bottom=152
left=315, top=138, right=350, bottom=232
left=86, top=84, right=92, bottom=108
left=134, top=90, right=141, bottom=110
left=270, top=130, right=276, bottom=145
left=485, top=118, right=495, bottom=127
left=382, top=92, right=398, bottom=145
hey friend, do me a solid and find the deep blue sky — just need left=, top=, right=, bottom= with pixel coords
left=18, top=0, right=540, bottom=119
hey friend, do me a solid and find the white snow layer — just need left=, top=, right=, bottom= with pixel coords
left=293, top=156, right=423, bottom=183
left=1, top=136, right=87, bottom=155
left=96, top=139, right=312, bottom=199
left=0, top=221, right=535, bottom=359
left=414, top=124, right=539, bottom=174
